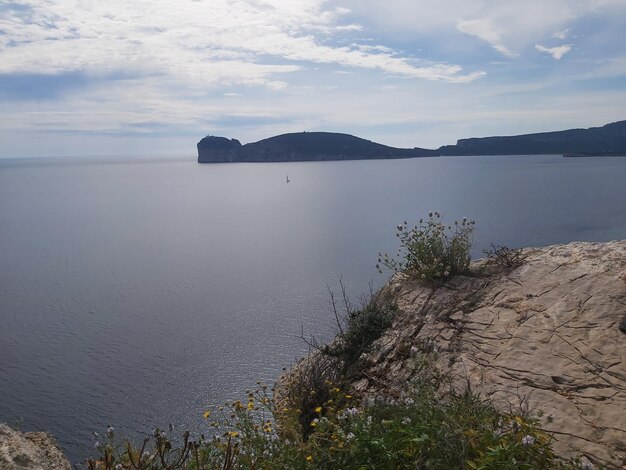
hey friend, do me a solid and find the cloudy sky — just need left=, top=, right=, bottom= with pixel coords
left=1, top=0, right=625, bottom=157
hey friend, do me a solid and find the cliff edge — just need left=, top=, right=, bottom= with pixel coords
left=0, top=424, right=70, bottom=470
left=347, top=240, right=626, bottom=467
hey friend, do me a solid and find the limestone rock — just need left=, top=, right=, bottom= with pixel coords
left=361, top=240, right=626, bottom=468
left=0, top=424, right=70, bottom=470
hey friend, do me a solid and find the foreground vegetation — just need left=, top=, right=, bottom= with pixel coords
left=87, top=215, right=590, bottom=469
left=87, top=355, right=586, bottom=469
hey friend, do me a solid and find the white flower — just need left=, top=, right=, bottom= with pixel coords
left=366, top=416, right=373, bottom=427
left=580, top=457, right=594, bottom=470
left=404, top=397, right=415, bottom=406
left=401, top=417, right=412, bottom=425
left=94, top=441, right=101, bottom=450
left=443, top=271, right=450, bottom=277
left=521, top=435, right=535, bottom=446
left=106, top=426, right=114, bottom=437
left=115, top=465, right=123, bottom=470
left=338, top=407, right=360, bottom=420
left=346, top=432, right=355, bottom=441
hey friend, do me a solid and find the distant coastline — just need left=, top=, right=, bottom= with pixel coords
left=197, top=120, right=626, bottom=163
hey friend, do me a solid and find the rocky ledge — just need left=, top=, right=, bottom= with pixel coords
left=0, top=424, right=70, bottom=470
left=348, top=240, right=626, bottom=468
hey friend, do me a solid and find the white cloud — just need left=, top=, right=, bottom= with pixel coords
left=335, top=0, right=626, bottom=58
left=0, top=0, right=479, bottom=85
left=535, top=44, right=573, bottom=60
left=456, top=18, right=516, bottom=57
left=552, top=29, right=570, bottom=39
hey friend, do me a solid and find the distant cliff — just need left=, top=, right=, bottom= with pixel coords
left=438, top=120, right=626, bottom=156
left=197, top=121, right=626, bottom=163
left=197, top=132, right=434, bottom=163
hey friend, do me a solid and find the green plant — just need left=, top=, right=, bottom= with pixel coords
left=322, top=286, right=396, bottom=370
left=85, top=359, right=584, bottom=470
left=279, top=352, right=344, bottom=440
left=378, top=212, right=475, bottom=282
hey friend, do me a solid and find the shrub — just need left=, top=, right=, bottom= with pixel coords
left=483, top=243, right=527, bottom=268
left=322, top=286, right=397, bottom=371
left=279, top=353, right=344, bottom=440
left=378, top=212, right=475, bottom=282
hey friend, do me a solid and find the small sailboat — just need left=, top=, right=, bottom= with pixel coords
left=286, top=174, right=290, bottom=183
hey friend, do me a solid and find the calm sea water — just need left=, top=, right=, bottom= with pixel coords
left=1, top=155, right=625, bottom=463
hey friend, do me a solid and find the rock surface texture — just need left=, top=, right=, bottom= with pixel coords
left=0, top=424, right=70, bottom=470
left=356, top=240, right=626, bottom=468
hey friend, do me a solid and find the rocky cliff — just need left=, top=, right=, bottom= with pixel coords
left=197, top=131, right=434, bottom=163
left=198, top=121, right=626, bottom=162
left=438, top=120, right=626, bottom=156
left=341, top=240, right=626, bottom=468
left=0, top=424, right=70, bottom=470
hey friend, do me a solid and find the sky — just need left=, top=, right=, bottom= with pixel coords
left=1, top=0, right=625, bottom=157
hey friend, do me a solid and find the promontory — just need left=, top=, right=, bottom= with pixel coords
left=197, top=120, right=626, bottom=163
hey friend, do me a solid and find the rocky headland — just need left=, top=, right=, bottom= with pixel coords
left=197, top=132, right=433, bottom=163
left=283, top=239, right=626, bottom=468
left=197, top=120, right=626, bottom=163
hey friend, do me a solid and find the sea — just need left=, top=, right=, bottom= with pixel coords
left=1, top=154, right=625, bottom=464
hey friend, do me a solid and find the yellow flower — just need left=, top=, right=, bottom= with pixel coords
left=333, top=388, right=341, bottom=393
left=344, top=394, right=352, bottom=399
left=203, top=411, right=211, bottom=419
left=315, top=406, right=323, bottom=413
left=247, top=402, right=254, bottom=410
left=306, top=455, right=313, bottom=461
left=227, top=431, right=239, bottom=438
